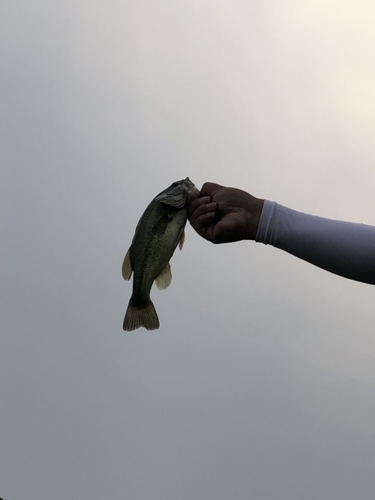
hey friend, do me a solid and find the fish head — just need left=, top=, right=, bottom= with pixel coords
left=155, top=178, right=199, bottom=209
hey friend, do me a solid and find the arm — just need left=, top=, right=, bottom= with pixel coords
left=188, top=183, right=375, bottom=285
left=256, top=200, right=375, bottom=285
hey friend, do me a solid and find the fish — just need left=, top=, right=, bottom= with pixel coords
left=122, top=177, right=199, bottom=331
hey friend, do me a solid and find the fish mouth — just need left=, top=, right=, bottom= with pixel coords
left=154, top=178, right=199, bottom=208
left=179, top=181, right=199, bottom=208
left=183, top=177, right=200, bottom=196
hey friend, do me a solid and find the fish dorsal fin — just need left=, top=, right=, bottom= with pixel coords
left=122, top=247, right=133, bottom=280
left=179, top=229, right=185, bottom=250
left=155, top=263, right=172, bottom=290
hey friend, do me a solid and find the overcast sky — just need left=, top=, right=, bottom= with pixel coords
left=2, top=1, right=375, bottom=499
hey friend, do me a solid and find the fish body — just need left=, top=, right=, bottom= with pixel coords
left=122, top=178, right=198, bottom=331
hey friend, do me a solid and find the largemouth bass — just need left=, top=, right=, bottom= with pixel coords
left=122, top=178, right=199, bottom=331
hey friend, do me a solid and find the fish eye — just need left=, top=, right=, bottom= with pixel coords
left=171, top=182, right=178, bottom=187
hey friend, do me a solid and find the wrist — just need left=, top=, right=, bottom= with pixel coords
left=245, top=198, right=265, bottom=240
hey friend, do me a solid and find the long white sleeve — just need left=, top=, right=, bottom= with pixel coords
left=255, top=200, right=375, bottom=285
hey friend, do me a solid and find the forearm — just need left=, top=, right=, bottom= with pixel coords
left=255, top=200, right=375, bottom=284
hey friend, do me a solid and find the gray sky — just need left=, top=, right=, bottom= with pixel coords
left=2, top=1, right=375, bottom=499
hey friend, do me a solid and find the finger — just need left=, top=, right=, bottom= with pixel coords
left=200, top=182, right=226, bottom=197
left=192, top=211, right=216, bottom=233
left=189, top=200, right=217, bottom=225
left=188, top=196, right=211, bottom=219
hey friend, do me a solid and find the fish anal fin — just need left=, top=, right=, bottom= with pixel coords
left=179, top=229, right=185, bottom=250
left=155, top=263, right=172, bottom=290
left=122, top=247, right=133, bottom=280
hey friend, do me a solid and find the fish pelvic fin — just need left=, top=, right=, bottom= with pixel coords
left=179, top=229, right=185, bottom=250
left=155, top=263, right=172, bottom=290
left=123, top=297, right=160, bottom=331
left=122, top=247, right=133, bottom=280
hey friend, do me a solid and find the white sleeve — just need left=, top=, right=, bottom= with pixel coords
left=255, top=200, right=375, bottom=285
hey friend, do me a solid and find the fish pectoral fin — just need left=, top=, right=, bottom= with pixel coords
left=179, top=229, right=185, bottom=250
left=122, top=247, right=133, bottom=280
left=155, top=263, right=172, bottom=290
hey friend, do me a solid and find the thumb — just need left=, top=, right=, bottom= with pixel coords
left=200, top=182, right=226, bottom=198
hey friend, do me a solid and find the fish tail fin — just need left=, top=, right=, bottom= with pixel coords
left=123, top=298, right=160, bottom=331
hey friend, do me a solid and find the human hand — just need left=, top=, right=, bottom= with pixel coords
left=187, top=182, right=264, bottom=244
